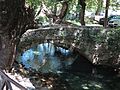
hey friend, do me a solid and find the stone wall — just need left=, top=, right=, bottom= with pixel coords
left=18, top=25, right=120, bottom=66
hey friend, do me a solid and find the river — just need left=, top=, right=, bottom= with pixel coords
left=18, top=43, right=120, bottom=90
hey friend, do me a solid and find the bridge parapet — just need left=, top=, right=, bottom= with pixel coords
left=19, top=25, right=120, bottom=66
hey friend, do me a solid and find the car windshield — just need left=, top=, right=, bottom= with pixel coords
left=111, top=15, right=120, bottom=19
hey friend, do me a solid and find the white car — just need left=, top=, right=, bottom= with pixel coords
left=108, top=15, right=120, bottom=27
left=94, top=12, right=105, bottom=21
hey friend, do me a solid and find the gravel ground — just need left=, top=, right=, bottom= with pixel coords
left=4, top=72, right=35, bottom=90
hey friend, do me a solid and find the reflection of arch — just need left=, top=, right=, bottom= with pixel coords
left=19, top=39, right=93, bottom=65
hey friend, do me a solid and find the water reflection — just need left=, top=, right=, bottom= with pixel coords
left=21, top=49, right=35, bottom=68
left=19, top=43, right=73, bottom=72
left=56, top=47, right=70, bottom=56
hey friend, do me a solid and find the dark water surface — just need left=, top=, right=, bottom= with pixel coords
left=18, top=43, right=120, bottom=90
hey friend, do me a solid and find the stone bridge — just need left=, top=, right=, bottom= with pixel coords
left=19, top=25, right=120, bottom=66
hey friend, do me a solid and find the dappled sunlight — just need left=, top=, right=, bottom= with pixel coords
left=81, top=81, right=103, bottom=90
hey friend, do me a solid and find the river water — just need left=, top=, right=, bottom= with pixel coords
left=18, top=43, right=120, bottom=90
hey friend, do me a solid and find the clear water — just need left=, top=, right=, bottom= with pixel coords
left=18, top=43, right=120, bottom=90
left=18, top=43, right=73, bottom=73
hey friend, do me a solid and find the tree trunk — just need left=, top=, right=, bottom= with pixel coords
left=104, top=0, right=110, bottom=28
left=44, top=1, right=68, bottom=24
left=0, top=35, right=16, bottom=70
left=0, top=0, right=35, bottom=70
left=79, top=0, right=86, bottom=26
left=57, top=1, right=68, bottom=23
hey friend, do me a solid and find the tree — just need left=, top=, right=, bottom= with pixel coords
left=104, top=0, right=110, bottom=28
left=44, top=0, right=69, bottom=24
left=79, top=0, right=86, bottom=25
left=0, top=0, right=35, bottom=71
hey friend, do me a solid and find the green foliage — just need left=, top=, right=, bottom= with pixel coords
left=110, top=0, right=120, bottom=10
left=107, top=28, right=120, bottom=53
left=86, top=0, right=98, bottom=11
left=26, top=0, right=41, bottom=9
left=36, top=16, right=48, bottom=23
left=25, top=0, right=120, bottom=25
